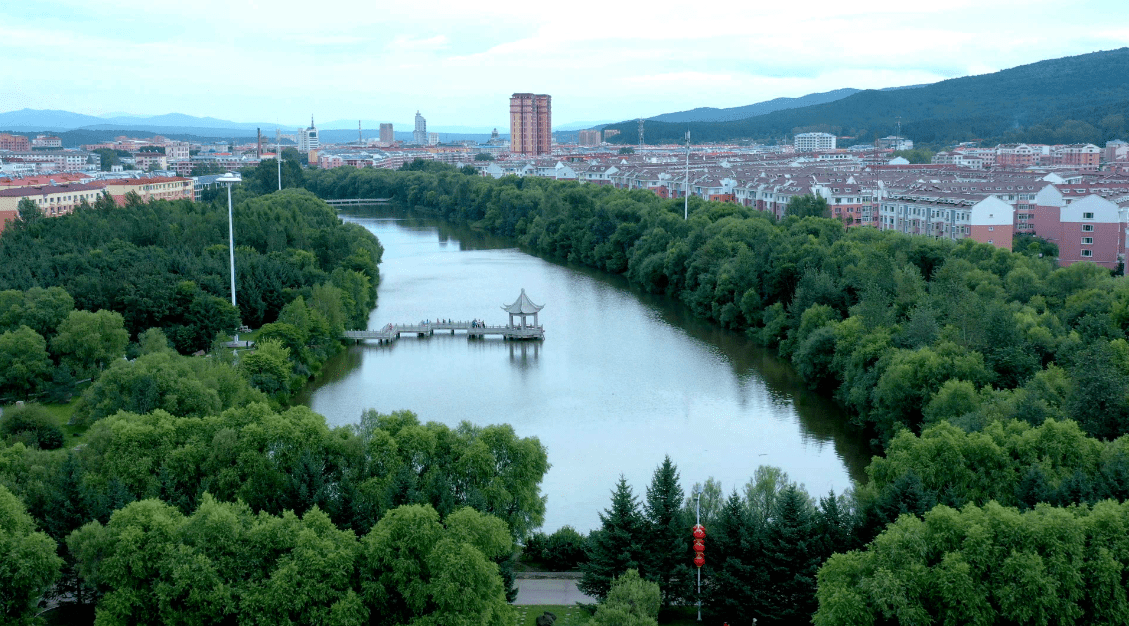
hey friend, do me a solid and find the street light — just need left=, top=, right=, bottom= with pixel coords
left=217, top=171, right=242, bottom=342
left=693, top=484, right=703, bottom=622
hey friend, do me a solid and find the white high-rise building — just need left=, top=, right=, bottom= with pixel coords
left=793, top=132, right=836, bottom=152
left=413, top=111, right=427, bottom=145
left=297, top=115, right=319, bottom=151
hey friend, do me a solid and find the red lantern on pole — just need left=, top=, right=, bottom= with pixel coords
left=691, top=524, right=706, bottom=568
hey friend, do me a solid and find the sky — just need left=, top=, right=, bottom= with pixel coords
left=2, top=0, right=1128, bottom=129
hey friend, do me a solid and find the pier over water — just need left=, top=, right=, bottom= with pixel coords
left=342, top=289, right=546, bottom=343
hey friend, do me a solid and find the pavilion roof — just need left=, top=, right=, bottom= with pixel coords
left=502, top=288, right=544, bottom=314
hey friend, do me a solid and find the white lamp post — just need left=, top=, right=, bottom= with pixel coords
left=693, top=485, right=702, bottom=621
left=217, top=171, right=242, bottom=341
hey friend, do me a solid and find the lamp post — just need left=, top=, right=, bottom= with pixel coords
left=217, top=171, right=242, bottom=341
left=692, top=485, right=704, bottom=622
left=684, top=130, right=691, bottom=220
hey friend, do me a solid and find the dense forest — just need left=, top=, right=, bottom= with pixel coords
left=599, top=47, right=1129, bottom=147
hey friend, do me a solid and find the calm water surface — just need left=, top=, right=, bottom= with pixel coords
left=300, top=210, right=873, bottom=532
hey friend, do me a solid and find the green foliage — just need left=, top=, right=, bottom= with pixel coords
left=76, top=349, right=264, bottom=422
left=69, top=495, right=365, bottom=626
left=360, top=504, right=513, bottom=626
left=0, top=484, right=62, bottom=625
left=0, top=404, right=64, bottom=450
left=239, top=338, right=295, bottom=398
left=642, top=456, right=689, bottom=606
left=524, top=526, right=587, bottom=570
left=891, top=148, right=936, bottom=163
left=590, top=569, right=660, bottom=626
left=785, top=194, right=830, bottom=218
left=815, top=500, right=1129, bottom=626
left=16, top=198, right=42, bottom=224
left=580, top=476, right=645, bottom=601
left=50, top=309, right=129, bottom=379
left=475, top=152, right=496, bottom=161
left=0, top=188, right=381, bottom=346
left=0, top=326, right=52, bottom=400
left=618, top=147, right=635, bottom=154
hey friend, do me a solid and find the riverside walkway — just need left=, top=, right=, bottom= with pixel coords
left=343, top=320, right=544, bottom=343
left=324, top=198, right=391, bottom=207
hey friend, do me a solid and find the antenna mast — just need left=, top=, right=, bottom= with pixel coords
left=684, top=130, right=690, bottom=220
left=637, top=119, right=644, bottom=147
left=276, top=127, right=282, bottom=191
left=358, top=120, right=363, bottom=145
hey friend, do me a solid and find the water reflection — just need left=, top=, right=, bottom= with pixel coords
left=301, top=208, right=875, bottom=531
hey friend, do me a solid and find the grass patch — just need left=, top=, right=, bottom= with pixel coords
left=40, top=399, right=90, bottom=445
left=513, top=604, right=588, bottom=625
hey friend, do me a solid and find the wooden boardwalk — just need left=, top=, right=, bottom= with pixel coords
left=343, top=320, right=544, bottom=343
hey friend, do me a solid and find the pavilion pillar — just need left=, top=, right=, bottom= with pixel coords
left=534, top=312, right=538, bottom=327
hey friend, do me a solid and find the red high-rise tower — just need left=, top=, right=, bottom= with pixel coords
left=509, top=93, right=552, bottom=156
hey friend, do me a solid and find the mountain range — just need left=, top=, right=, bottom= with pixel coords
left=602, top=48, right=1129, bottom=148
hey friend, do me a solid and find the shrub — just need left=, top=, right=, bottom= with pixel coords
left=0, top=403, right=64, bottom=450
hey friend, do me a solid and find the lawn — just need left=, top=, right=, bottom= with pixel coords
left=40, top=399, right=90, bottom=445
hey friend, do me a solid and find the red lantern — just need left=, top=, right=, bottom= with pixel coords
left=692, top=524, right=706, bottom=539
left=693, top=553, right=705, bottom=568
left=693, top=539, right=705, bottom=553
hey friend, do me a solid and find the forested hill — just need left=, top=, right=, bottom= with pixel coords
left=604, top=47, right=1129, bottom=147
left=647, top=88, right=861, bottom=123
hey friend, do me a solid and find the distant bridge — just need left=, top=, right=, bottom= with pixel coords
left=325, top=198, right=392, bottom=207
left=343, top=320, right=544, bottom=343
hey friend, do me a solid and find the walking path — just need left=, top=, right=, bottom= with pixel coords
left=514, top=573, right=595, bottom=606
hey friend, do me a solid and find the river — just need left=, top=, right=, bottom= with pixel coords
left=299, top=209, right=873, bottom=532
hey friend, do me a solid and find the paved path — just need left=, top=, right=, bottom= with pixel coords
left=514, top=577, right=596, bottom=606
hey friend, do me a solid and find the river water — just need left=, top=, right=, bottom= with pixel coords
left=300, top=210, right=873, bottom=532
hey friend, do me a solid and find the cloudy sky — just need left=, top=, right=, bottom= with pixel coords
left=2, top=0, right=1127, bottom=129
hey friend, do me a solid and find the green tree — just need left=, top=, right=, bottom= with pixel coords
left=591, top=569, right=660, bottom=626
left=0, top=325, right=52, bottom=399
left=619, top=147, right=635, bottom=155
left=0, top=484, right=62, bottom=625
left=50, top=309, right=129, bottom=379
left=239, top=338, right=294, bottom=397
left=785, top=194, right=830, bottom=218
left=475, top=153, right=495, bottom=161
left=762, top=485, right=820, bottom=623
left=642, top=456, right=687, bottom=607
left=580, top=476, right=646, bottom=600
left=16, top=198, right=42, bottom=224
left=0, top=403, right=64, bottom=450
left=359, top=504, right=513, bottom=626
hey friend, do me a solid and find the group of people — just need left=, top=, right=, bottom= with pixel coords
left=412, top=318, right=487, bottom=328
left=471, top=319, right=486, bottom=328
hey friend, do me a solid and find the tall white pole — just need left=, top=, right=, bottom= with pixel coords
left=696, top=490, right=702, bottom=622
left=277, top=129, right=282, bottom=191
left=684, top=130, right=690, bottom=220
left=227, top=182, right=238, bottom=340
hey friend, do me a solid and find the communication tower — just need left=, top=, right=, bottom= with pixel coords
left=637, top=119, right=644, bottom=146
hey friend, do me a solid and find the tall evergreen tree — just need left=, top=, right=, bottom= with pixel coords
left=580, top=476, right=645, bottom=601
left=762, top=485, right=821, bottom=624
left=642, top=456, right=687, bottom=607
left=705, top=492, right=764, bottom=625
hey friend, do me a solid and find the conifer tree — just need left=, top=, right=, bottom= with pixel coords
left=580, top=476, right=645, bottom=601
left=762, top=485, right=820, bottom=624
left=705, top=492, right=765, bottom=625
left=642, top=456, right=687, bottom=607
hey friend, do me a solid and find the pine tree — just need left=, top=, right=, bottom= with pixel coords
left=705, top=492, right=764, bottom=625
left=580, top=476, right=645, bottom=601
left=762, top=485, right=820, bottom=624
left=642, top=456, right=687, bottom=607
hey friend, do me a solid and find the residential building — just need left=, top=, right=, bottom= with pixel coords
left=0, top=134, right=30, bottom=151
left=379, top=123, right=394, bottom=144
left=579, top=130, right=601, bottom=147
left=510, top=93, right=552, bottom=156
left=877, top=136, right=913, bottom=151
left=794, top=132, right=836, bottom=152
left=31, top=135, right=63, bottom=149
left=428, top=132, right=439, bottom=146
left=413, top=112, right=427, bottom=145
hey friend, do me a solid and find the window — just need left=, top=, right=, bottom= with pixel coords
left=1083, top=212, right=1094, bottom=219
left=1082, top=237, right=1094, bottom=244
left=988, top=226, right=995, bottom=231
left=1083, top=224, right=1094, bottom=232
left=1082, top=249, right=1093, bottom=257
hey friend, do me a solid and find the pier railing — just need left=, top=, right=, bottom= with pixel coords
left=343, top=320, right=544, bottom=342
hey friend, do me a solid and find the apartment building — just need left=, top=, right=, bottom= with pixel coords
left=793, top=132, right=836, bottom=152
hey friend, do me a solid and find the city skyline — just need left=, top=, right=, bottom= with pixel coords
left=2, top=0, right=1127, bottom=128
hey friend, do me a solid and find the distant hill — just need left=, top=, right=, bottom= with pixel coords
left=648, top=88, right=862, bottom=123
left=603, top=48, right=1129, bottom=148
